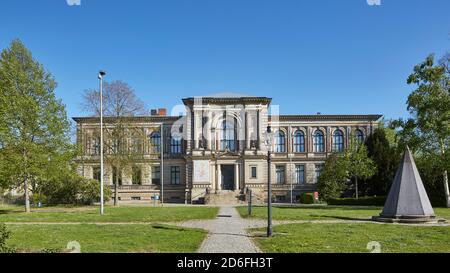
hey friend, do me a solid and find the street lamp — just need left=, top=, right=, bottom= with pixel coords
left=264, top=125, right=274, bottom=237
left=98, top=70, right=106, bottom=215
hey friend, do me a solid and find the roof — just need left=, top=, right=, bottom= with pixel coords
left=182, top=96, right=272, bottom=105
left=72, top=116, right=181, bottom=123
left=270, top=114, right=383, bottom=122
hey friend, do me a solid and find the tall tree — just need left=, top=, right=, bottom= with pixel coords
left=343, top=134, right=377, bottom=199
left=0, top=40, right=73, bottom=212
left=317, top=153, right=348, bottom=201
left=402, top=53, right=450, bottom=207
left=82, top=80, right=146, bottom=205
left=362, top=126, right=400, bottom=196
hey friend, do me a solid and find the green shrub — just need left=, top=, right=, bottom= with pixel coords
left=298, top=193, right=315, bottom=204
left=327, top=196, right=387, bottom=206
left=40, top=175, right=111, bottom=205
left=0, top=224, right=15, bottom=253
left=79, top=178, right=112, bottom=205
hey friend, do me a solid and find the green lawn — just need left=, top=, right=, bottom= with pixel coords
left=237, top=205, right=450, bottom=221
left=251, top=222, right=450, bottom=253
left=0, top=205, right=219, bottom=223
left=7, top=224, right=206, bottom=253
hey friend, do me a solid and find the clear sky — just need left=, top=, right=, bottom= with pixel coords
left=0, top=0, right=449, bottom=121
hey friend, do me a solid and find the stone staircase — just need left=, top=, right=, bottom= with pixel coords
left=207, top=190, right=245, bottom=205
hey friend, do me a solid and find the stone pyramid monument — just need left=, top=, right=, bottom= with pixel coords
left=372, top=146, right=437, bottom=223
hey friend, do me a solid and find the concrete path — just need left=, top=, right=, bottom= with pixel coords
left=176, top=206, right=262, bottom=253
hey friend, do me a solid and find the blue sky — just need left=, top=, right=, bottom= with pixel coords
left=0, top=0, right=449, bottom=121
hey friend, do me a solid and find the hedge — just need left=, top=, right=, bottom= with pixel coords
left=327, top=196, right=387, bottom=206
left=298, top=193, right=315, bottom=204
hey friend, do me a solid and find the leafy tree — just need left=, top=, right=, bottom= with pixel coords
left=343, top=135, right=377, bottom=199
left=82, top=80, right=146, bottom=205
left=317, top=153, right=348, bottom=201
left=361, top=127, right=400, bottom=196
left=394, top=53, right=450, bottom=207
left=0, top=40, right=74, bottom=212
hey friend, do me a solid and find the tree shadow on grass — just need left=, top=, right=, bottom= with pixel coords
left=309, top=215, right=374, bottom=222
left=274, top=205, right=382, bottom=211
left=151, top=224, right=203, bottom=233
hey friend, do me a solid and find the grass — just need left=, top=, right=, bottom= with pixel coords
left=237, top=205, right=450, bottom=221
left=6, top=224, right=206, bottom=253
left=0, top=205, right=219, bottom=223
left=251, top=222, right=450, bottom=253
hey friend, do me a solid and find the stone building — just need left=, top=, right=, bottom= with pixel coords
left=73, top=96, right=381, bottom=204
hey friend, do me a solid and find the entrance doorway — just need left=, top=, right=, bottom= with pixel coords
left=221, top=165, right=235, bottom=190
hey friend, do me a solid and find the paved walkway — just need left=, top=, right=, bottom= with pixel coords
left=175, top=206, right=262, bottom=253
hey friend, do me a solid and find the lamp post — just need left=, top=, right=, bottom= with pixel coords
left=98, top=70, right=106, bottom=215
left=264, top=125, right=274, bottom=237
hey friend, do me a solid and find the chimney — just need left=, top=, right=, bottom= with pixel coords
left=158, top=108, right=167, bottom=116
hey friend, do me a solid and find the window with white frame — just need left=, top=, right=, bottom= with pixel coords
left=295, top=165, right=305, bottom=184
left=294, top=130, right=305, bottom=153
left=276, top=165, right=285, bottom=184
left=313, top=130, right=325, bottom=153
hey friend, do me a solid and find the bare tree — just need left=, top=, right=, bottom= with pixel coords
left=82, top=80, right=147, bottom=205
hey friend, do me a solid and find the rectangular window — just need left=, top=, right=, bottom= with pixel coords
left=152, top=166, right=161, bottom=185
left=112, top=166, right=122, bottom=186
left=93, top=166, right=101, bottom=182
left=295, top=165, right=305, bottom=184
left=251, top=166, right=257, bottom=179
left=170, top=166, right=181, bottom=185
left=132, top=166, right=142, bottom=185
left=314, top=164, right=324, bottom=184
left=276, top=165, right=285, bottom=184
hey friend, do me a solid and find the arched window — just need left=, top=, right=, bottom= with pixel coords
left=356, top=129, right=364, bottom=144
left=313, top=130, right=325, bottom=153
left=293, top=130, right=305, bottom=153
left=332, top=130, right=344, bottom=152
left=274, top=131, right=286, bottom=153
left=170, top=136, right=182, bottom=154
left=150, top=132, right=161, bottom=153
left=220, top=120, right=236, bottom=151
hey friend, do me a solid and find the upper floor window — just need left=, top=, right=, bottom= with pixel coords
left=131, top=136, right=143, bottom=154
left=149, top=132, right=161, bottom=153
left=332, top=130, right=344, bottom=152
left=293, top=130, right=305, bottom=153
left=170, top=136, right=182, bottom=154
left=92, top=137, right=101, bottom=155
left=274, top=131, right=286, bottom=153
left=356, top=129, right=364, bottom=144
left=111, top=138, right=122, bottom=154
left=220, top=120, right=236, bottom=151
left=313, top=130, right=325, bottom=153
left=251, top=166, right=257, bottom=179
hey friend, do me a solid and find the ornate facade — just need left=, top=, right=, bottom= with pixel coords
left=74, top=96, right=381, bottom=203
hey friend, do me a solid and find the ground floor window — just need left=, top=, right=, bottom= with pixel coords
left=314, top=164, right=324, bottom=183
left=170, top=166, right=181, bottom=185
left=152, top=166, right=161, bottom=185
left=93, top=166, right=101, bottom=182
left=112, top=166, right=122, bottom=186
left=251, top=166, right=257, bottom=179
left=295, top=165, right=305, bottom=184
left=276, top=165, right=285, bottom=184
left=132, top=166, right=142, bottom=185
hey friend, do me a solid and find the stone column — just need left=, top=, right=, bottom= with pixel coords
left=217, top=164, right=222, bottom=191
left=234, top=164, right=239, bottom=191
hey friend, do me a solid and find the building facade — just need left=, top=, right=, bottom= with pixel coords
left=74, top=96, right=381, bottom=204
